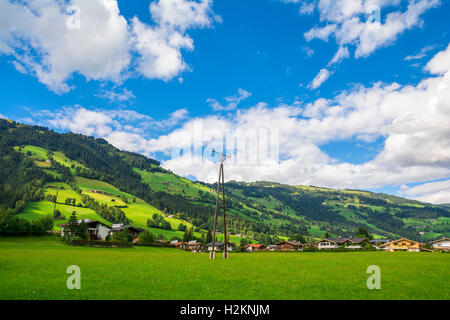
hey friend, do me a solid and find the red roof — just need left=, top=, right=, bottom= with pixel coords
left=245, top=244, right=264, bottom=248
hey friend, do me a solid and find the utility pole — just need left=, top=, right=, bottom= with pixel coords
left=210, top=149, right=230, bottom=259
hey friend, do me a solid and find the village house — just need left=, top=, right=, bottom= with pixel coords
left=206, top=242, right=235, bottom=252
left=277, top=241, right=303, bottom=251
left=316, top=238, right=368, bottom=250
left=60, top=219, right=110, bottom=240
left=243, top=244, right=264, bottom=252
left=379, top=238, right=422, bottom=252
left=174, top=242, right=189, bottom=250
left=266, top=244, right=280, bottom=251
left=187, top=240, right=207, bottom=253
left=109, top=224, right=143, bottom=243
left=430, top=238, right=450, bottom=251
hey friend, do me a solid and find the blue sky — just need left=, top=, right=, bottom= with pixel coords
left=1, top=0, right=450, bottom=203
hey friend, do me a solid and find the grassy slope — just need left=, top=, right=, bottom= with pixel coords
left=0, top=237, right=448, bottom=300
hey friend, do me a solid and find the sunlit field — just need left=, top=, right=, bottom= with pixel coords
left=0, top=237, right=448, bottom=300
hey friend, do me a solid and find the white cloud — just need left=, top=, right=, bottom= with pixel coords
left=328, top=46, right=350, bottom=66
left=399, top=180, right=450, bottom=204
left=304, top=24, right=336, bottom=42
left=303, top=0, right=440, bottom=58
left=301, top=45, right=315, bottom=58
left=0, top=0, right=131, bottom=93
left=96, top=88, right=135, bottom=103
left=404, top=45, right=436, bottom=61
left=0, top=0, right=217, bottom=92
left=207, top=89, right=252, bottom=111
left=309, top=68, right=332, bottom=89
left=299, top=0, right=441, bottom=90
left=31, top=105, right=189, bottom=154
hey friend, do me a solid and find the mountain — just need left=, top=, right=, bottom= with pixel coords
left=1, top=119, right=449, bottom=243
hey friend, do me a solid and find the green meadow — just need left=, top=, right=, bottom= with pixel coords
left=0, top=237, right=448, bottom=300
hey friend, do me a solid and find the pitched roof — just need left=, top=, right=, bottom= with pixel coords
left=317, top=238, right=367, bottom=244
left=244, top=244, right=264, bottom=248
left=370, top=239, right=391, bottom=243
left=277, top=241, right=303, bottom=246
left=110, top=225, right=144, bottom=232
left=206, top=242, right=235, bottom=247
left=379, top=238, right=423, bottom=247
left=430, top=238, right=450, bottom=244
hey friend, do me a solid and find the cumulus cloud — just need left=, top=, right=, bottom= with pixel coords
left=131, top=0, right=217, bottom=80
left=207, top=89, right=252, bottom=111
left=298, top=0, right=441, bottom=89
left=31, top=105, right=189, bottom=155
left=0, top=0, right=217, bottom=92
left=303, top=0, right=440, bottom=58
left=399, top=180, right=450, bottom=204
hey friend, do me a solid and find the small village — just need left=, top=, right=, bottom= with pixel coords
left=59, top=218, right=450, bottom=253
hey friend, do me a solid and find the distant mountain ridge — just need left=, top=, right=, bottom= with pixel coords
left=1, top=119, right=449, bottom=242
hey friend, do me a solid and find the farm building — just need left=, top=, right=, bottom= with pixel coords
left=379, top=238, right=422, bottom=252
left=60, top=219, right=110, bottom=240
left=430, top=238, right=450, bottom=251
left=243, top=244, right=264, bottom=252
left=206, top=242, right=235, bottom=252
left=277, top=241, right=303, bottom=251
left=266, top=244, right=280, bottom=251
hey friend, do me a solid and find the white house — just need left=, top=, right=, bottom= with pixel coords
left=206, top=242, right=235, bottom=252
left=60, top=219, right=110, bottom=240
left=431, top=238, right=450, bottom=251
left=316, top=239, right=340, bottom=250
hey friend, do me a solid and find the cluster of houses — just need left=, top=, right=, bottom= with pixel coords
left=58, top=219, right=450, bottom=252
left=172, top=237, right=450, bottom=253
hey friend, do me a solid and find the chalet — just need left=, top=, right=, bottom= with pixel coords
left=109, top=224, right=144, bottom=242
left=266, top=244, right=280, bottom=251
left=316, top=239, right=339, bottom=250
left=243, top=244, right=264, bottom=252
left=277, top=241, right=303, bottom=251
left=187, top=240, right=207, bottom=253
left=174, top=242, right=189, bottom=250
left=206, top=242, right=235, bottom=252
left=317, top=238, right=368, bottom=250
left=60, top=219, right=110, bottom=240
left=430, top=238, right=450, bottom=251
left=379, top=238, right=422, bottom=252
left=170, top=240, right=179, bottom=245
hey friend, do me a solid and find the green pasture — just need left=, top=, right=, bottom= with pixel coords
left=0, top=237, right=448, bottom=300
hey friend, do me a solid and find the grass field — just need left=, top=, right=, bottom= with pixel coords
left=0, top=237, right=448, bottom=300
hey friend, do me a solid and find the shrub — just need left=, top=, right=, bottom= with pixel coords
left=138, top=230, right=154, bottom=245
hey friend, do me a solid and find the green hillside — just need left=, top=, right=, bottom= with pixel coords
left=1, top=119, right=449, bottom=243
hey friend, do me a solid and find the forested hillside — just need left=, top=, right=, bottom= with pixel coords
left=1, top=119, right=449, bottom=243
